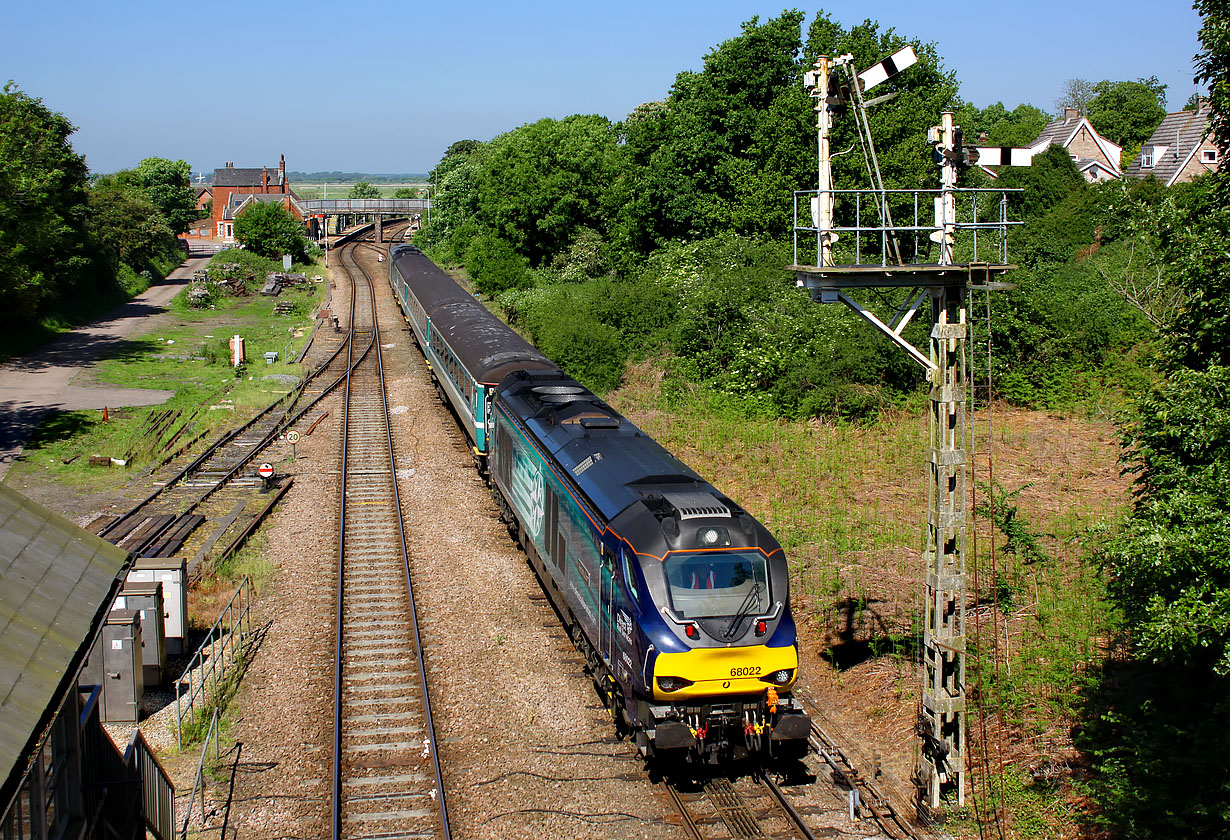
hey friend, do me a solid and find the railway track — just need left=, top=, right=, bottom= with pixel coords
left=92, top=230, right=379, bottom=575
left=331, top=238, right=451, bottom=840
left=664, top=769, right=817, bottom=840
left=662, top=742, right=918, bottom=840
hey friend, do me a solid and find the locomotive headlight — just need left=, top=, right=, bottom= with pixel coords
left=657, top=676, right=695, bottom=692
left=762, top=669, right=795, bottom=686
left=696, top=526, right=730, bottom=548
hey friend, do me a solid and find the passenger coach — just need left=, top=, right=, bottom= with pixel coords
left=387, top=244, right=811, bottom=761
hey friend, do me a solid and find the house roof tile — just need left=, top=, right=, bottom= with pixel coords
left=1127, top=103, right=1213, bottom=185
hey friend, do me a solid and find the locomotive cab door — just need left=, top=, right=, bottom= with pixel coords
left=599, top=547, right=616, bottom=668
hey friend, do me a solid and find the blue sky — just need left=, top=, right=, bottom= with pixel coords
left=1, top=0, right=1205, bottom=176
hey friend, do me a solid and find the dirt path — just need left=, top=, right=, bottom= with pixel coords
left=0, top=256, right=208, bottom=479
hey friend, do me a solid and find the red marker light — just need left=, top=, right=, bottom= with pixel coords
left=685, top=624, right=698, bottom=639
left=756, top=620, right=767, bottom=635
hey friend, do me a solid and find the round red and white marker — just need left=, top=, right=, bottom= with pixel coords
left=257, top=463, right=274, bottom=479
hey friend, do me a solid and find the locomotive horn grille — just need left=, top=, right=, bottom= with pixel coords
left=662, top=491, right=731, bottom=520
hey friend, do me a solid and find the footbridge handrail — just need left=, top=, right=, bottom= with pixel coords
left=301, top=198, right=431, bottom=214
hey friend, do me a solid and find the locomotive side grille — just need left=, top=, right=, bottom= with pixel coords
left=662, top=491, right=731, bottom=520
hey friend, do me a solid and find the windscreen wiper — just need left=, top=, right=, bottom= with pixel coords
left=725, top=582, right=763, bottom=639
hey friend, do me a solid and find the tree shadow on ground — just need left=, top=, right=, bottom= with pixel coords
left=23, top=410, right=99, bottom=449
left=1076, top=656, right=1230, bottom=839
left=822, top=596, right=920, bottom=670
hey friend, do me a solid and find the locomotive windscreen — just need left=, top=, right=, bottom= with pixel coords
left=664, top=551, right=769, bottom=620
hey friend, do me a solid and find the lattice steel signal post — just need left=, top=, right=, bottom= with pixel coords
left=790, top=53, right=1032, bottom=812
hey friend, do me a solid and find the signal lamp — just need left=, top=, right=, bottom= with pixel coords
left=685, top=623, right=698, bottom=639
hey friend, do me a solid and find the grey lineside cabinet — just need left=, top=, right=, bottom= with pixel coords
left=114, top=582, right=166, bottom=686
left=79, top=609, right=144, bottom=723
left=126, top=556, right=186, bottom=654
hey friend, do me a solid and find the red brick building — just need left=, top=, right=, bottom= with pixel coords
left=209, top=155, right=303, bottom=241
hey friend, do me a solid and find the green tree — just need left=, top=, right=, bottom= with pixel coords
left=1087, top=77, right=1168, bottom=148
left=610, top=12, right=959, bottom=254
left=962, top=101, right=1051, bottom=148
left=392, top=187, right=417, bottom=199
left=0, top=83, right=93, bottom=325
left=348, top=181, right=380, bottom=199
left=88, top=182, right=174, bottom=272
left=233, top=201, right=308, bottom=262
left=135, top=156, right=198, bottom=234
left=1197, top=0, right=1230, bottom=152
left=434, top=115, right=620, bottom=269
left=1082, top=5, right=1230, bottom=834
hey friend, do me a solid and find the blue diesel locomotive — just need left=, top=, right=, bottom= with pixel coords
left=388, top=244, right=811, bottom=761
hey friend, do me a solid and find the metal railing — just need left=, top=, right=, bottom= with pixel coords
left=180, top=709, right=220, bottom=840
left=792, top=187, right=1023, bottom=268
left=125, top=729, right=175, bottom=840
left=76, top=686, right=175, bottom=840
left=301, top=198, right=431, bottom=214
left=174, top=577, right=252, bottom=747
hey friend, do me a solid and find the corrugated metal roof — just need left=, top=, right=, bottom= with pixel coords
left=0, top=486, right=130, bottom=795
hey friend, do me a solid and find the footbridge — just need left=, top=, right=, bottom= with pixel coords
left=300, top=198, right=432, bottom=241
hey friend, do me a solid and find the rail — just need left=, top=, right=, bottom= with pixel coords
left=331, top=235, right=451, bottom=839
left=125, top=728, right=176, bottom=840
left=174, top=577, right=253, bottom=747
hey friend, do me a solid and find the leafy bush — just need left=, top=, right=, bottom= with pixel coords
left=465, top=234, right=528, bottom=295
left=233, top=201, right=309, bottom=262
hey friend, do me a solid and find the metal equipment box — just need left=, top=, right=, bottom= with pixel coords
left=115, top=582, right=167, bottom=686
left=126, top=556, right=187, bottom=654
left=79, top=609, right=145, bottom=723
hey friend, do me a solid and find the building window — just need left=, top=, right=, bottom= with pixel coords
left=216, top=222, right=224, bottom=236
left=1142, top=147, right=1155, bottom=168
left=1203, top=149, right=1219, bottom=164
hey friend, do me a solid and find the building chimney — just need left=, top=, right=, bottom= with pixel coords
left=1064, top=107, right=1079, bottom=121
left=279, top=154, right=286, bottom=192
left=262, top=167, right=269, bottom=191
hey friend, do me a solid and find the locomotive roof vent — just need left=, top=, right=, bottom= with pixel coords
left=532, top=385, right=585, bottom=396
left=662, top=491, right=731, bottom=520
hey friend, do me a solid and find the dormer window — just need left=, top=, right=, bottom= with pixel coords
left=1142, top=147, right=1155, bottom=168
left=1203, top=149, right=1219, bottom=164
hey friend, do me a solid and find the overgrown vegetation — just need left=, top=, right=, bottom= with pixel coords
left=409, top=6, right=1230, bottom=837
left=0, top=83, right=197, bottom=357
left=415, top=12, right=1168, bottom=421
left=5, top=249, right=324, bottom=490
